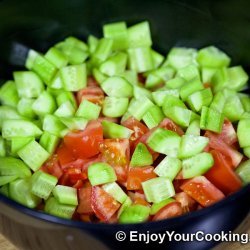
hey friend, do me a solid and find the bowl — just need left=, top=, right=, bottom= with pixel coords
left=0, top=0, right=250, bottom=249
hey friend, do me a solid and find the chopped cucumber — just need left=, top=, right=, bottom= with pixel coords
left=182, top=152, right=214, bottom=179
left=17, top=140, right=50, bottom=171
left=142, top=177, right=175, bottom=203
left=130, top=143, right=153, bottom=167
left=88, top=162, right=117, bottom=186
left=31, top=171, right=58, bottom=199
left=53, top=185, right=78, bottom=206
left=2, top=119, right=42, bottom=139
left=154, top=156, right=182, bottom=180
left=102, top=120, right=133, bottom=139
left=9, top=179, right=41, bottom=208
left=147, top=128, right=181, bottom=157
left=119, top=204, right=150, bottom=223
left=178, top=135, right=209, bottom=159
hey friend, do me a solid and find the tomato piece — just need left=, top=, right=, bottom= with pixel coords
left=61, top=158, right=85, bottom=170
left=127, top=166, right=157, bottom=190
left=217, top=119, right=237, bottom=145
left=205, top=150, right=242, bottom=195
left=56, top=143, right=76, bottom=166
left=180, top=176, right=225, bottom=207
left=128, top=191, right=150, bottom=207
left=203, top=83, right=212, bottom=88
left=87, top=76, right=99, bottom=87
left=91, top=186, right=120, bottom=221
left=100, top=139, right=130, bottom=182
left=58, top=173, right=70, bottom=186
left=66, top=168, right=87, bottom=183
left=40, top=154, right=63, bottom=179
left=77, top=185, right=93, bottom=214
left=159, top=118, right=184, bottom=136
left=122, top=117, right=149, bottom=142
left=64, top=121, right=103, bottom=159
left=76, top=86, right=104, bottom=105
left=138, top=73, right=146, bottom=84
left=80, top=214, right=92, bottom=222
left=72, top=180, right=84, bottom=189
left=152, top=202, right=183, bottom=221
left=173, top=179, right=187, bottom=193
left=174, top=192, right=197, bottom=213
left=205, top=131, right=243, bottom=168
left=81, top=154, right=103, bottom=175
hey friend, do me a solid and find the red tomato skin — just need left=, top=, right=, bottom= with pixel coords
left=152, top=202, right=183, bottom=221
left=76, top=86, right=104, bottom=105
left=204, top=131, right=243, bottom=168
left=174, top=192, right=197, bottom=213
left=159, top=118, right=184, bottom=136
left=205, top=150, right=242, bottom=195
left=128, top=192, right=150, bottom=207
left=40, top=155, right=63, bottom=179
left=77, top=185, right=93, bottom=214
left=87, top=76, right=99, bottom=87
left=217, top=119, right=238, bottom=145
left=122, top=117, right=149, bottom=142
left=127, top=166, right=157, bottom=190
left=91, top=186, right=120, bottom=222
left=64, top=121, right=103, bottom=159
left=99, top=139, right=130, bottom=182
left=180, top=176, right=225, bottom=207
left=56, top=143, right=76, bottom=166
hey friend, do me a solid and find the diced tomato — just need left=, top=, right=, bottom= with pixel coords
left=180, top=176, right=225, bottom=207
left=91, top=186, right=120, bottom=221
left=87, top=76, right=99, bottom=87
left=216, top=119, right=237, bottom=145
left=76, top=86, right=104, bottom=105
left=173, top=179, right=187, bottom=193
left=40, top=154, right=63, bottom=179
left=56, top=143, right=76, bottom=166
left=205, top=150, right=242, bottom=195
left=64, top=120, right=103, bottom=159
left=72, top=180, right=84, bottom=189
left=203, top=83, right=212, bottom=88
left=127, top=166, right=157, bottom=190
left=58, top=173, right=70, bottom=186
left=129, top=192, right=150, bottom=207
left=107, top=214, right=119, bottom=224
left=77, top=185, right=93, bottom=214
left=61, top=158, right=85, bottom=170
left=100, top=139, right=130, bottom=182
left=175, top=170, right=184, bottom=180
left=205, top=131, right=243, bottom=168
left=80, top=214, right=92, bottom=222
left=66, top=167, right=87, bottom=183
left=174, top=192, right=197, bottom=213
left=81, top=154, right=103, bottom=176
left=152, top=202, right=183, bottom=221
left=122, top=117, right=149, bottom=142
left=159, top=118, right=184, bottom=136
left=138, top=73, right=146, bottom=84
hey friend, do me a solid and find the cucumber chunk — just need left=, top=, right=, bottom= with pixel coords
left=17, top=140, right=50, bottom=171
left=2, top=119, right=42, bottom=139
left=182, top=152, right=214, bottom=179
left=9, top=179, right=41, bottom=208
